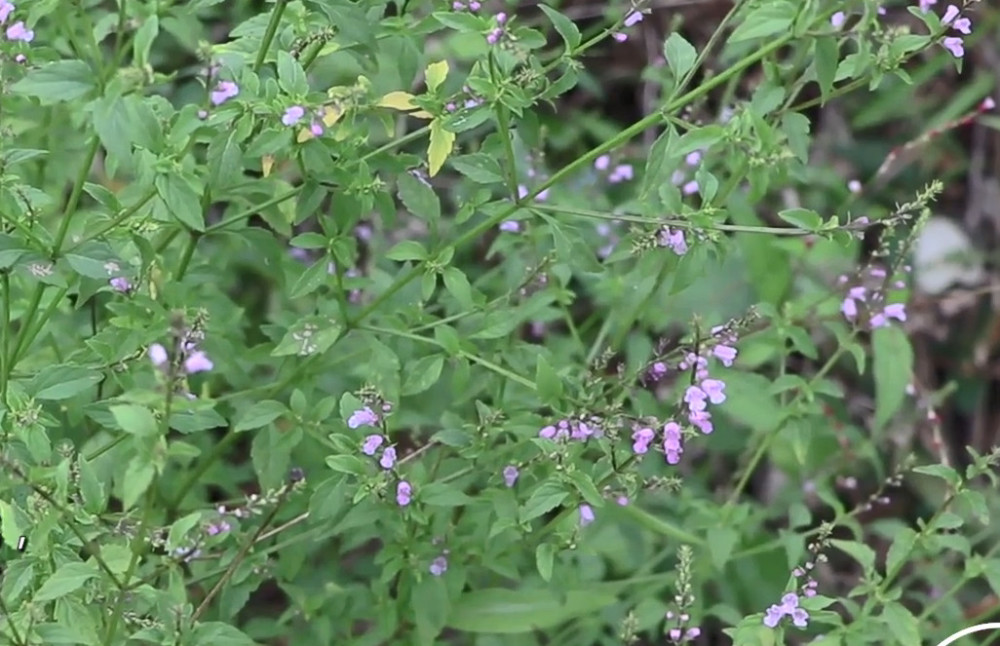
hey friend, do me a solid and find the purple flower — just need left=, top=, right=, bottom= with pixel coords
left=616, top=495, right=629, bottom=506
left=684, top=385, right=708, bottom=411
left=594, top=154, right=611, bottom=171
left=184, top=351, right=213, bottom=374
left=884, top=303, right=906, bottom=322
left=682, top=180, right=699, bottom=196
left=713, top=344, right=737, bottom=367
left=282, top=105, right=306, bottom=126
left=429, top=555, right=448, bottom=576
left=919, top=0, right=937, bottom=11
left=310, top=121, right=324, bottom=136
left=380, top=446, right=397, bottom=469
left=686, top=151, right=702, bottom=166
left=764, top=592, right=809, bottom=629
left=608, top=164, right=633, bottom=183
left=206, top=520, right=231, bottom=536
left=0, top=1, right=15, bottom=23
left=700, top=378, right=726, bottom=405
left=109, top=276, right=131, bottom=293
left=496, top=12, right=507, bottom=24
left=688, top=409, right=713, bottom=434
left=943, top=37, right=964, bottom=58
left=517, top=184, right=529, bottom=199
left=663, top=421, right=683, bottom=464
left=396, top=481, right=412, bottom=506
left=348, top=406, right=379, bottom=429
left=830, top=11, right=846, bottom=28
left=362, top=434, right=384, bottom=455
left=941, top=4, right=960, bottom=25
left=487, top=28, right=502, bottom=44
left=658, top=226, right=688, bottom=255
left=579, top=504, right=595, bottom=527
left=502, top=465, right=519, bottom=487
left=148, top=343, right=168, bottom=367
left=841, top=297, right=858, bottom=320
left=632, top=427, right=654, bottom=454
left=6, top=20, right=32, bottom=42
left=612, top=32, right=627, bottom=42
left=210, top=80, right=239, bottom=106
left=623, top=10, right=643, bottom=27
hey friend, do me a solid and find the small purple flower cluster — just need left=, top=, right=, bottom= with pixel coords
left=445, top=84, right=485, bottom=113
left=671, top=150, right=703, bottom=197
left=657, top=225, right=688, bottom=255
left=148, top=338, right=213, bottom=375
left=665, top=611, right=701, bottom=643
left=282, top=105, right=325, bottom=137
left=838, top=265, right=907, bottom=329
left=613, top=9, right=645, bottom=42
left=763, top=592, right=809, bottom=629
left=940, top=4, right=972, bottom=58
left=429, top=553, right=449, bottom=576
left=594, top=155, right=633, bottom=184
left=538, top=415, right=604, bottom=442
left=452, top=0, right=480, bottom=10
left=486, top=12, right=507, bottom=45
left=1, top=1, right=33, bottom=46
left=502, top=465, right=519, bottom=487
left=109, top=276, right=132, bottom=294
left=348, top=402, right=413, bottom=506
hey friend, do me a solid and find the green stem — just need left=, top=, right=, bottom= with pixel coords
left=175, top=233, right=200, bottom=281
left=0, top=273, right=9, bottom=407
left=52, top=136, right=101, bottom=255
left=350, top=33, right=794, bottom=327
left=722, top=344, right=849, bottom=517
left=167, top=427, right=241, bottom=514
left=62, top=189, right=157, bottom=254
left=253, top=0, right=289, bottom=74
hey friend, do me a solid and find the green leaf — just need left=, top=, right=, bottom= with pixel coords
left=449, top=154, right=505, bottom=184
left=442, top=266, right=474, bottom=309
left=777, top=208, right=823, bottom=230
left=428, top=119, right=455, bottom=177
left=111, top=404, right=159, bottom=436
left=419, top=482, right=474, bottom=507
left=207, top=130, right=245, bottom=189
left=814, top=37, right=839, bottom=104
left=534, top=355, right=562, bottom=404
left=34, top=562, right=100, bottom=602
left=878, top=602, right=919, bottom=646
left=447, top=588, right=617, bottom=633
left=28, top=364, right=101, bottom=400
left=0, top=234, right=29, bottom=269
left=276, top=50, right=309, bottom=95
left=536, top=543, right=555, bottom=582
left=401, top=355, right=445, bottom=396
left=385, top=240, right=428, bottom=262
left=663, top=32, right=698, bottom=78
left=830, top=539, right=876, bottom=572
left=397, top=172, right=441, bottom=223
left=707, top=527, right=740, bottom=571
left=912, top=464, right=961, bottom=488
left=520, top=481, right=568, bottom=523
left=188, top=622, right=258, bottom=646
left=156, top=173, right=205, bottom=232
left=78, top=457, right=106, bottom=515
left=270, top=317, right=342, bottom=357
left=325, top=454, right=368, bottom=476
left=122, top=457, right=155, bottom=510
left=728, top=2, right=796, bottom=43
left=537, top=5, right=581, bottom=51
left=872, top=325, right=913, bottom=429
left=11, top=60, right=97, bottom=104
left=234, top=400, right=288, bottom=432
left=413, top=575, right=450, bottom=645
left=167, top=512, right=202, bottom=551
left=132, top=15, right=159, bottom=68
left=675, top=124, right=723, bottom=156
left=885, top=527, right=918, bottom=576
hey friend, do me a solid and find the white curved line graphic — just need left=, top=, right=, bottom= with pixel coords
left=934, top=622, right=1000, bottom=646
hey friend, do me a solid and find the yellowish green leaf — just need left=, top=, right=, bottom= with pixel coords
left=378, top=91, right=418, bottom=111
left=428, top=119, right=456, bottom=177
left=425, top=61, right=449, bottom=93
